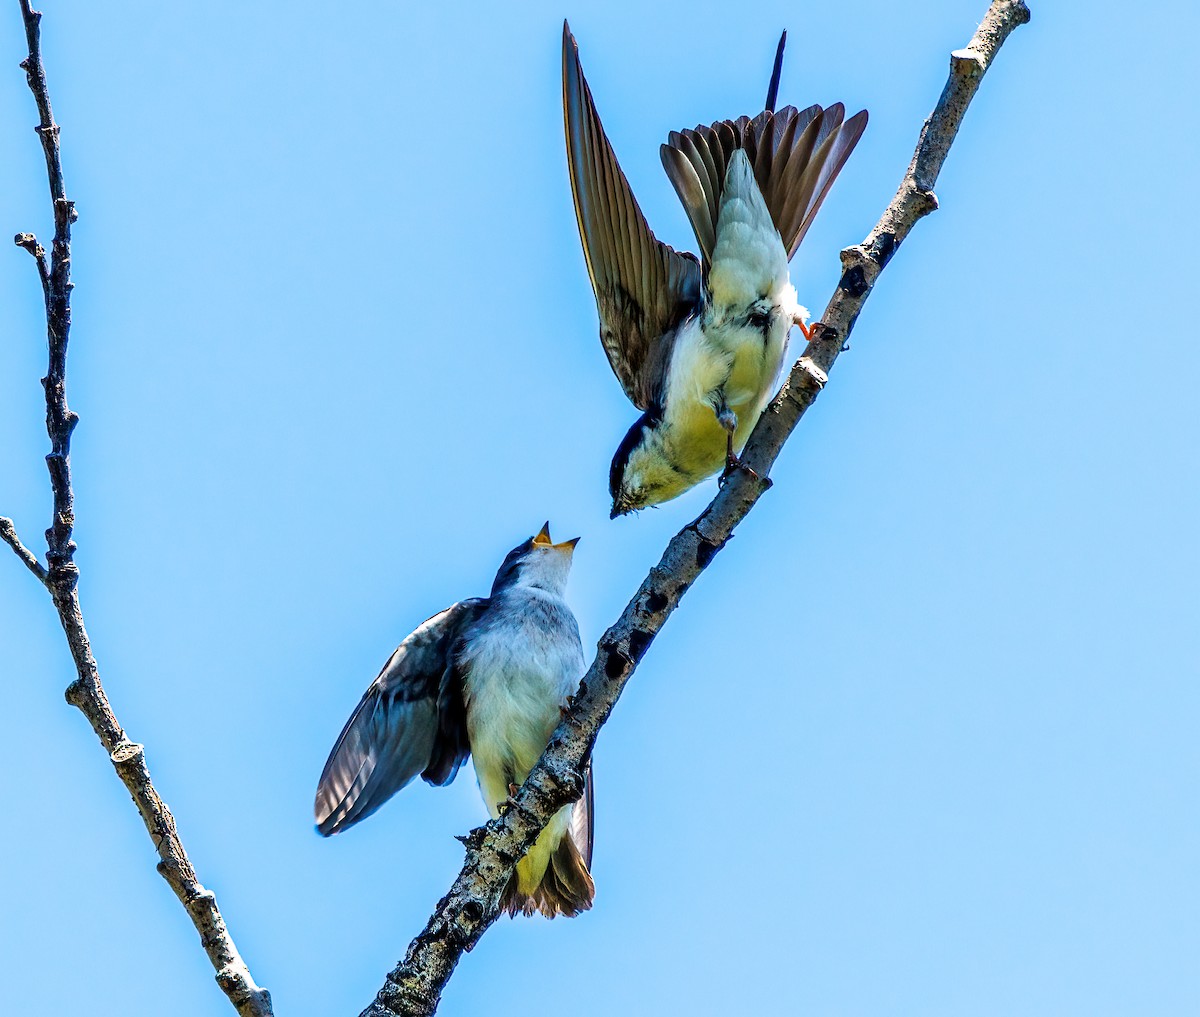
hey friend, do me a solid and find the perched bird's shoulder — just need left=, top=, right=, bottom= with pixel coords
left=372, top=597, right=488, bottom=696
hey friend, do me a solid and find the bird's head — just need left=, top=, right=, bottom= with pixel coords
left=610, top=420, right=691, bottom=517
left=490, top=522, right=579, bottom=596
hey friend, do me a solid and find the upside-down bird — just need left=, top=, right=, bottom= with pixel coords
left=563, top=23, right=867, bottom=516
left=314, top=524, right=594, bottom=918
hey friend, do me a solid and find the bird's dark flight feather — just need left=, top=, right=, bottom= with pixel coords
left=314, top=599, right=487, bottom=836
left=563, top=22, right=702, bottom=412
left=765, top=31, right=786, bottom=113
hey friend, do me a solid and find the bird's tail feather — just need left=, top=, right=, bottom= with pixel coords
left=660, top=103, right=867, bottom=268
left=501, top=832, right=595, bottom=919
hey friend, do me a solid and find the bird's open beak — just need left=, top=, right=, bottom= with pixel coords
left=533, top=522, right=578, bottom=552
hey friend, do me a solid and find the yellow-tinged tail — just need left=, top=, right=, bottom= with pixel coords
left=501, top=766, right=595, bottom=919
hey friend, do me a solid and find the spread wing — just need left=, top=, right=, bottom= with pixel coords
left=314, top=599, right=487, bottom=836
left=563, top=21, right=702, bottom=412
left=661, top=103, right=868, bottom=269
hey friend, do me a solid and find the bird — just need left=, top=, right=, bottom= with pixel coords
left=562, top=23, right=868, bottom=517
left=314, top=523, right=594, bottom=918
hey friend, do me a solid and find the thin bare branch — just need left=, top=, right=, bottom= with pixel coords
left=361, top=2, right=1031, bottom=1014
left=7, top=3, right=272, bottom=1014
left=13, top=230, right=49, bottom=301
left=0, top=516, right=47, bottom=582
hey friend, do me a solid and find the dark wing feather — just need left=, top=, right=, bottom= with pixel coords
left=569, top=759, right=595, bottom=868
left=563, top=22, right=702, bottom=411
left=314, top=599, right=487, bottom=836
left=661, top=103, right=868, bottom=269
left=764, top=31, right=786, bottom=113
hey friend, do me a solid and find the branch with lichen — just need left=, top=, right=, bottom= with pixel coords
left=3, top=3, right=271, bottom=1014
left=360, top=2, right=1031, bottom=1015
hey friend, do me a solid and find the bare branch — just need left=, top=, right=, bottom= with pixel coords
left=13, top=230, right=49, bottom=300
left=7, top=4, right=272, bottom=1014
left=361, top=2, right=1031, bottom=1014
left=0, top=516, right=47, bottom=582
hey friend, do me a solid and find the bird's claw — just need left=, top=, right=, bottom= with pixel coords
left=719, top=429, right=746, bottom=485
left=497, top=782, right=523, bottom=816
left=794, top=314, right=816, bottom=341
left=721, top=454, right=761, bottom=486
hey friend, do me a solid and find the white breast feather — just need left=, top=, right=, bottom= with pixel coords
left=462, top=589, right=582, bottom=814
left=461, top=587, right=584, bottom=895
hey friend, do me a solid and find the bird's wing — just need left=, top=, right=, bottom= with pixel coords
left=314, top=599, right=487, bottom=836
left=660, top=103, right=868, bottom=269
left=568, top=759, right=595, bottom=869
left=563, top=22, right=702, bottom=412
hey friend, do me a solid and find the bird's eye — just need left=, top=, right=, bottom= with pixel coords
left=747, top=310, right=771, bottom=331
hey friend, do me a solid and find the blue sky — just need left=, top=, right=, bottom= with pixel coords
left=1, top=1, right=1197, bottom=1015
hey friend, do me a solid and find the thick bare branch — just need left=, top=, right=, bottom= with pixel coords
left=7, top=4, right=272, bottom=1014
left=362, top=2, right=1031, bottom=1014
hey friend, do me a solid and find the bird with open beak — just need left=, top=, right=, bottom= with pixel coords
left=314, top=524, right=593, bottom=918
left=563, top=23, right=867, bottom=517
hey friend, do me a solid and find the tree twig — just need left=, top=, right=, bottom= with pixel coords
left=361, top=2, right=1031, bottom=1014
left=13, top=229, right=49, bottom=300
left=0, top=515, right=47, bottom=582
left=6, top=4, right=272, bottom=1014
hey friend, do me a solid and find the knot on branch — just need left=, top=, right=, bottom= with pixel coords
left=601, top=641, right=632, bottom=679
left=110, top=741, right=144, bottom=767
left=628, top=628, right=653, bottom=663
left=188, top=887, right=218, bottom=909
left=838, top=263, right=869, bottom=298
left=839, top=245, right=882, bottom=291
left=45, top=558, right=79, bottom=593
left=63, top=676, right=87, bottom=707
left=694, top=534, right=725, bottom=569
left=535, top=755, right=588, bottom=806
left=53, top=197, right=78, bottom=223
left=215, top=964, right=272, bottom=1014
left=14, top=232, right=43, bottom=257
left=871, top=232, right=900, bottom=270
left=908, top=186, right=939, bottom=217
left=214, top=963, right=245, bottom=993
